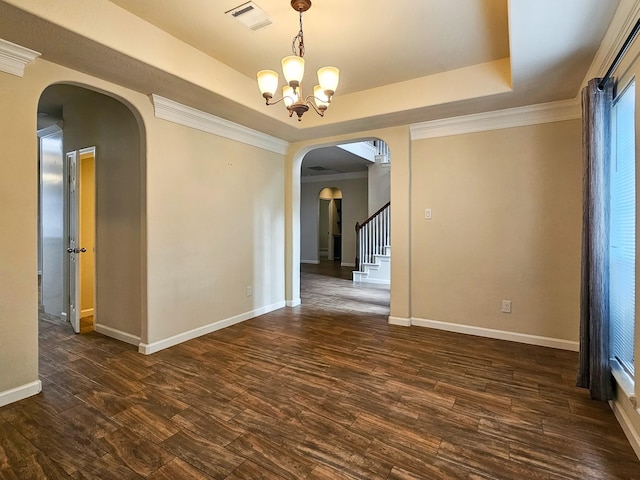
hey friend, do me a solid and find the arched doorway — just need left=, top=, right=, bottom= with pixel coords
left=37, top=83, right=146, bottom=345
left=297, top=139, right=391, bottom=312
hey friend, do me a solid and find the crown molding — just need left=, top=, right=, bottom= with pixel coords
left=151, top=94, right=289, bottom=155
left=301, top=171, right=368, bottom=183
left=583, top=0, right=640, bottom=82
left=409, top=99, right=581, bottom=140
left=0, top=38, right=40, bottom=77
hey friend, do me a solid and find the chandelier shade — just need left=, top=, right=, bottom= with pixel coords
left=257, top=70, right=279, bottom=99
left=281, top=55, right=305, bottom=88
left=317, top=66, right=339, bottom=96
left=256, top=0, right=339, bottom=121
left=313, top=85, right=329, bottom=110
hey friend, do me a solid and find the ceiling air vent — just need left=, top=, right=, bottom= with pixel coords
left=226, top=1, right=272, bottom=30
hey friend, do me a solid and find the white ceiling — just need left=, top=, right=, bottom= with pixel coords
left=0, top=0, right=621, bottom=144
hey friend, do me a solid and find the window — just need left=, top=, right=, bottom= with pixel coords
left=610, top=80, right=636, bottom=379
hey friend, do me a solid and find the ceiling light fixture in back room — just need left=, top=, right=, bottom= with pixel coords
left=257, top=0, right=339, bottom=121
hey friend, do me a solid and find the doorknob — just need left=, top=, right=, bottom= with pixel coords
left=67, top=247, right=74, bottom=253
left=67, top=247, right=87, bottom=253
left=79, top=248, right=87, bottom=253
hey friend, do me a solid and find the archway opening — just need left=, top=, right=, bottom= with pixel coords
left=297, top=139, right=391, bottom=313
left=37, top=83, right=146, bottom=348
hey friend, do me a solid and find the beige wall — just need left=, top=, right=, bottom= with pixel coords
left=0, top=66, right=39, bottom=394
left=145, top=120, right=285, bottom=343
left=411, top=120, right=583, bottom=341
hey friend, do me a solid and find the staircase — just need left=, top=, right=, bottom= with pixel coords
left=353, top=202, right=390, bottom=285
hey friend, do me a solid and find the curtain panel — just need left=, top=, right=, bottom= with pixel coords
left=577, top=78, right=614, bottom=401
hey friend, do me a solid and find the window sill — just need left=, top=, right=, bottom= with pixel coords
left=612, top=359, right=637, bottom=410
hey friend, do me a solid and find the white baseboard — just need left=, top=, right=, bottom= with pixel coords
left=610, top=398, right=640, bottom=460
left=94, top=323, right=141, bottom=347
left=388, top=316, right=411, bottom=326
left=81, top=308, right=94, bottom=317
left=138, top=301, right=286, bottom=355
left=287, top=298, right=301, bottom=307
left=0, top=380, right=42, bottom=408
left=341, top=262, right=356, bottom=267
left=300, top=259, right=320, bottom=264
left=411, top=317, right=579, bottom=351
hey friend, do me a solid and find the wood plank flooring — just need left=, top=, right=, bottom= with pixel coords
left=300, top=261, right=390, bottom=316
left=1, top=264, right=638, bottom=479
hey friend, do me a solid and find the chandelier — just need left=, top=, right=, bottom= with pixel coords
left=257, top=0, right=339, bottom=121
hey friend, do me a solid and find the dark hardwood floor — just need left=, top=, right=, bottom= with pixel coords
left=1, top=265, right=638, bottom=479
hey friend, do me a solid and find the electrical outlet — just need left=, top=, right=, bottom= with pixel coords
left=246, top=285, right=253, bottom=297
left=501, top=300, right=512, bottom=313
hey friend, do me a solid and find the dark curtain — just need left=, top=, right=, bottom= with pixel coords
left=577, top=78, right=614, bottom=401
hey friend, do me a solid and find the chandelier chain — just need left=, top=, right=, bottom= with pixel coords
left=291, top=10, right=305, bottom=58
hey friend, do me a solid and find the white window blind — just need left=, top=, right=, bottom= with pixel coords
left=610, top=81, right=636, bottom=378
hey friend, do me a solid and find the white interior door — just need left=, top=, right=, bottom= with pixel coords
left=67, top=151, right=80, bottom=333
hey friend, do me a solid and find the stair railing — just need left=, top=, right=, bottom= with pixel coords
left=355, top=201, right=390, bottom=270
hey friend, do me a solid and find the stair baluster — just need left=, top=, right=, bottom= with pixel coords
left=354, top=202, right=390, bottom=283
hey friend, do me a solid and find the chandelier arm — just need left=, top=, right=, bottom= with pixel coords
left=304, top=97, right=326, bottom=117
left=264, top=95, right=295, bottom=107
left=307, top=95, right=332, bottom=105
